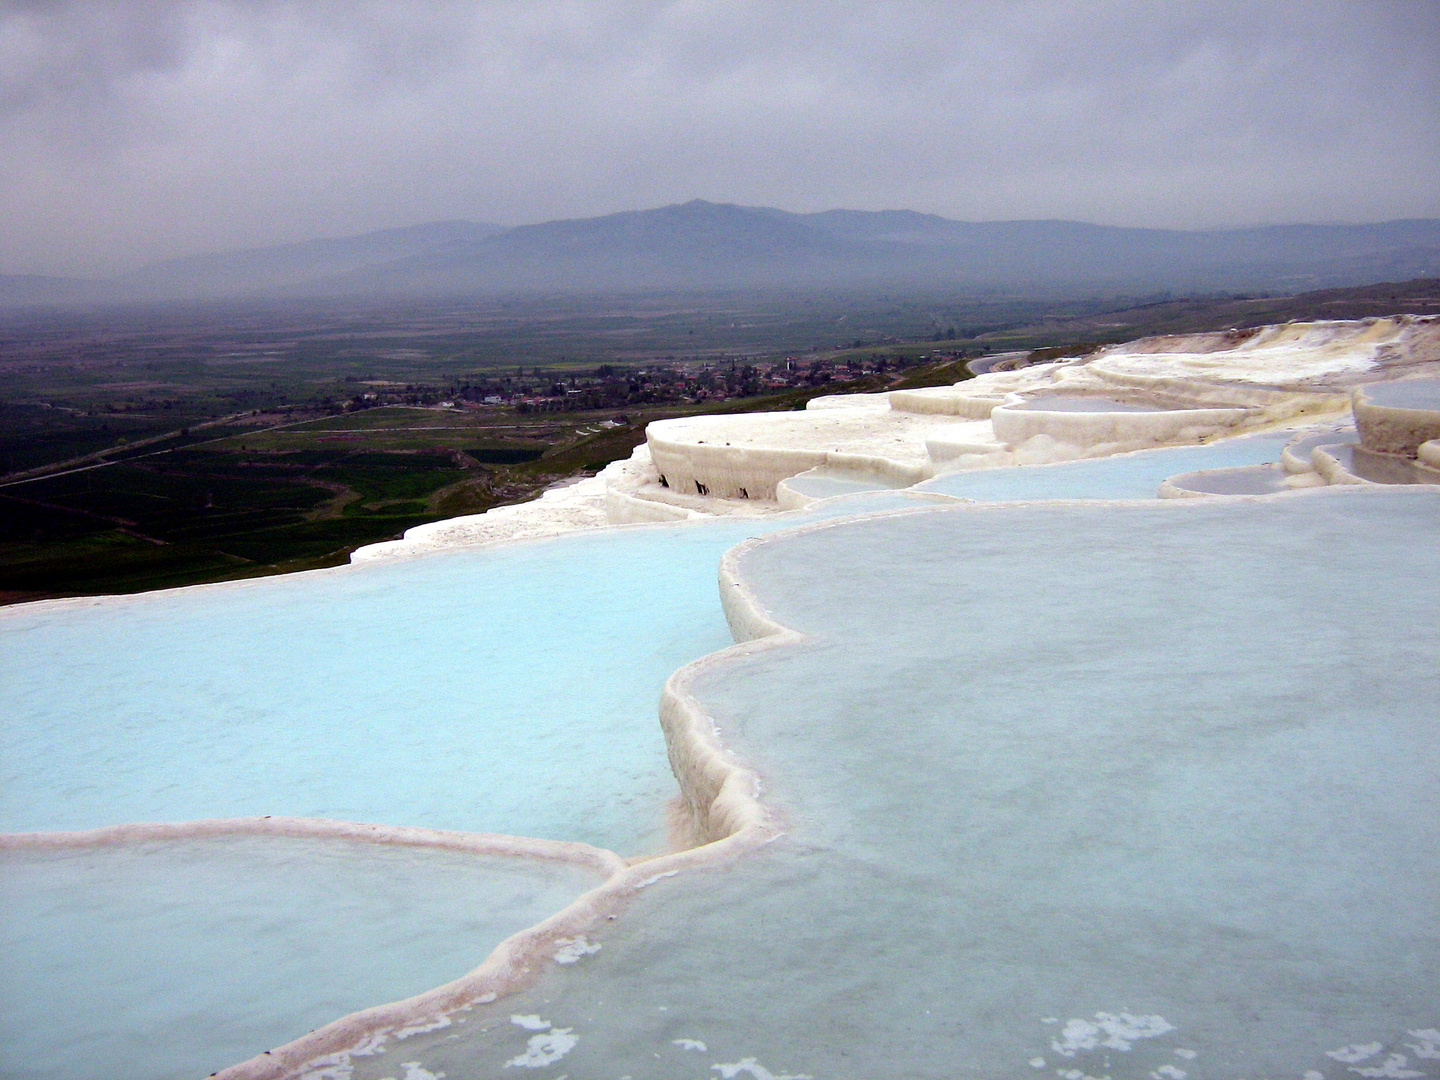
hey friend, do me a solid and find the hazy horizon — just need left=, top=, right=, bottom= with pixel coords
left=19, top=200, right=1440, bottom=285
left=4, top=1, right=1438, bottom=277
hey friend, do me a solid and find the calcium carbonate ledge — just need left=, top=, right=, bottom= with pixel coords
left=647, top=417, right=932, bottom=501
left=1312, top=443, right=1440, bottom=486
left=1310, top=444, right=1377, bottom=486
left=602, top=486, right=702, bottom=523
left=663, top=502, right=948, bottom=846
left=887, top=385, right=1006, bottom=417
left=1280, top=428, right=1355, bottom=474
left=773, top=471, right=824, bottom=511
left=0, top=818, right=624, bottom=871
left=1083, top=361, right=1348, bottom=411
left=990, top=399, right=1252, bottom=450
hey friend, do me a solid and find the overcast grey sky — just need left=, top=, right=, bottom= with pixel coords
left=3, top=0, right=1438, bottom=276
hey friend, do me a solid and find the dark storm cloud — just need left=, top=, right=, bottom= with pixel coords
left=3, top=0, right=1438, bottom=275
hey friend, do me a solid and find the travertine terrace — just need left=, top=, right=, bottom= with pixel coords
left=360, top=317, right=1438, bottom=560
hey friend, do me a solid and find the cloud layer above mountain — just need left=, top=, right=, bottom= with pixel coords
left=4, top=0, right=1438, bottom=275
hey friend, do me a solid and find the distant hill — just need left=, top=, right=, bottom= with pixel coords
left=322, top=203, right=1440, bottom=296
left=0, top=220, right=506, bottom=307
left=6, top=202, right=1439, bottom=305
left=116, top=220, right=507, bottom=299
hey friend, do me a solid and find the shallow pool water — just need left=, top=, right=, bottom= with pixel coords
left=919, top=430, right=1293, bottom=500
left=362, top=489, right=1440, bottom=1080
left=1, top=497, right=930, bottom=1079
left=1284, top=425, right=1357, bottom=464
left=1317, top=442, right=1440, bottom=485
left=8, top=453, right=1434, bottom=1080
left=0, top=524, right=806, bottom=852
left=0, top=835, right=604, bottom=1080
left=1360, top=378, right=1440, bottom=410
left=1010, top=394, right=1163, bottom=412
left=781, top=469, right=900, bottom=500
left=1165, top=463, right=1291, bottom=495
left=1, top=522, right=777, bottom=852
left=0, top=493, right=918, bottom=853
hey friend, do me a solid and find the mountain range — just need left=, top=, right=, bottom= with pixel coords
left=5, top=201, right=1439, bottom=305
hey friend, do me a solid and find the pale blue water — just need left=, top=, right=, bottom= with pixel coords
left=918, top=430, right=1293, bottom=500
left=1361, top=378, right=1440, bottom=409
left=0, top=503, right=915, bottom=854
left=0, top=835, right=603, bottom=1080
left=1165, top=464, right=1290, bottom=494
left=1322, top=443, right=1440, bottom=485
left=10, top=452, right=1424, bottom=1080
left=2, top=499, right=930, bottom=1080
left=363, top=489, right=1440, bottom=1080
left=781, top=470, right=903, bottom=499
left=1, top=524, right=774, bottom=853
left=1285, top=426, right=1357, bottom=463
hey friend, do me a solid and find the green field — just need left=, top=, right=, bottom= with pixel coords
left=0, top=382, right=907, bottom=603
left=0, top=404, right=616, bottom=601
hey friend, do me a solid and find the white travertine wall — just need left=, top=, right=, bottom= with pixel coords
left=923, top=422, right=1008, bottom=463
left=655, top=538, right=794, bottom=847
left=1087, top=317, right=1438, bottom=388
left=804, top=392, right=893, bottom=410
left=774, top=479, right=808, bottom=511
left=648, top=431, right=830, bottom=500
left=646, top=412, right=934, bottom=501
left=602, top=489, right=698, bottom=523
left=603, top=320, right=1438, bottom=524
left=990, top=402, right=1251, bottom=450
left=1084, top=366, right=1344, bottom=419
left=1352, top=383, right=1440, bottom=457
left=887, top=386, right=1004, bottom=417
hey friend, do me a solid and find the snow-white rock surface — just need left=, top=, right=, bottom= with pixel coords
left=353, top=317, right=1438, bottom=560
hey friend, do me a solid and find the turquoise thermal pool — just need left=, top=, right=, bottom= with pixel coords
left=5, top=421, right=1437, bottom=1080
left=779, top=469, right=906, bottom=500
left=1359, top=379, right=1440, bottom=409
left=2, top=521, right=784, bottom=851
left=918, top=429, right=1294, bottom=500
left=1163, top=464, right=1291, bottom=495
left=0, top=497, right=920, bottom=846
left=1, top=498, right=921, bottom=1079
left=0, top=835, right=607, bottom=1080
left=350, top=488, right=1440, bottom=1080
left=1318, top=443, right=1440, bottom=485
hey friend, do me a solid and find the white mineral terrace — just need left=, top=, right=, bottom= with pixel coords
left=4, top=315, right=1439, bottom=1080
left=358, top=316, right=1439, bottom=559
